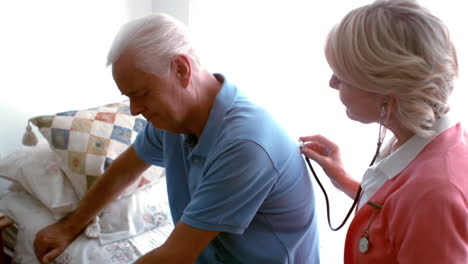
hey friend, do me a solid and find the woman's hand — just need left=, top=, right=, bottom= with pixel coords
left=299, top=134, right=360, bottom=198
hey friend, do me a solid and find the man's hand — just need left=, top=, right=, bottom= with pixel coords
left=0, top=214, right=13, bottom=229
left=33, top=219, right=78, bottom=264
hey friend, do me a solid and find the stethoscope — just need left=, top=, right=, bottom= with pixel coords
left=299, top=123, right=387, bottom=253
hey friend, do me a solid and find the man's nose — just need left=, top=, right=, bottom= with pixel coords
left=129, top=99, right=143, bottom=116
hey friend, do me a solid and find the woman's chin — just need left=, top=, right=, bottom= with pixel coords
left=346, top=110, right=373, bottom=124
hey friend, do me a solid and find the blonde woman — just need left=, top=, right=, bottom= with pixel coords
left=300, top=0, right=467, bottom=263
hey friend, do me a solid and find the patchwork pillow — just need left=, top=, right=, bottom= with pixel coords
left=30, top=101, right=164, bottom=200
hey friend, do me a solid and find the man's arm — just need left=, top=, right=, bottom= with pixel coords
left=34, top=145, right=150, bottom=264
left=135, top=221, right=220, bottom=264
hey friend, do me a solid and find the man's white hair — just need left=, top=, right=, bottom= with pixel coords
left=107, top=13, right=200, bottom=77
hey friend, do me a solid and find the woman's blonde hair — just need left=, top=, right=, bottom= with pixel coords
left=325, top=0, right=458, bottom=137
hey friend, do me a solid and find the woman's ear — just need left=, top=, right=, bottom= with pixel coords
left=387, top=95, right=398, bottom=112
left=171, top=55, right=192, bottom=88
left=381, top=95, right=398, bottom=121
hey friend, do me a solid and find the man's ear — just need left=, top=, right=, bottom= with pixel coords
left=171, top=55, right=191, bottom=88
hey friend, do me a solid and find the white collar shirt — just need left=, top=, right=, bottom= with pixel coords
left=358, top=114, right=458, bottom=209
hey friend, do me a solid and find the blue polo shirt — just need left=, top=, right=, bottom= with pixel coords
left=134, top=74, right=319, bottom=263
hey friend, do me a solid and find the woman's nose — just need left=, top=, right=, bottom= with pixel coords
left=329, top=74, right=339, bottom=90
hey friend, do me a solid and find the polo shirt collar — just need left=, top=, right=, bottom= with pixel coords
left=366, top=114, right=457, bottom=182
left=185, top=73, right=237, bottom=159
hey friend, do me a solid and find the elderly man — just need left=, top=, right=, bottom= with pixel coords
left=34, top=13, right=319, bottom=263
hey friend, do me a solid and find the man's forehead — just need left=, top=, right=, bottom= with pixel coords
left=116, top=77, right=145, bottom=96
left=113, top=66, right=144, bottom=96
left=112, top=53, right=135, bottom=77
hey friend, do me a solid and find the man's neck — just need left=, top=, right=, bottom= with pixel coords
left=191, top=71, right=222, bottom=138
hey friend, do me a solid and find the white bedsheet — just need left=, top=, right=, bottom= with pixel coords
left=0, top=178, right=174, bottom=264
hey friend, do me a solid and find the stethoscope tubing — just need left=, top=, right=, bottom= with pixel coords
left=303, top=140, right=382, bottom=231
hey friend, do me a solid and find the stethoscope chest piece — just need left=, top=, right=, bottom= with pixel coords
left=359, top=236, right=369, bottom=253
left=358, top=201, right=383, bottom=254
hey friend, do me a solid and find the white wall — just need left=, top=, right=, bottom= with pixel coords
left=152, top=0, right=190, bottom=24
left=0, top=0, right=191, bottom=158
left=0, top=0, right=158, bottom=157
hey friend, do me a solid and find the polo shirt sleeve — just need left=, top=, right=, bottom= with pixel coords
left=133, top=122, right=165, bottom=167
left=389, top=182, right=468, bottom=263
left=181, top=140, right=278, bottom=234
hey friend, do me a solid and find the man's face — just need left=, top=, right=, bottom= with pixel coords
left=112, top=54, right=187, bottom=133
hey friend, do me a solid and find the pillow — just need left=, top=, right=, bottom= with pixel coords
left=0, top=177, right=12, bottom=199
left=30, top=101, right=165, bottom=200
left=0, top=140, right=79, bottom=219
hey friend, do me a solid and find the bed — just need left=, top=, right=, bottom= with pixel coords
left=0, top=101, right=174, bottom=264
